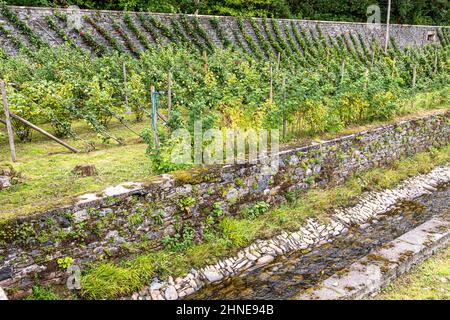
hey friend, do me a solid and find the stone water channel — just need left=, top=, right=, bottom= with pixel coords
left=187, top=184, right=450, bottom=300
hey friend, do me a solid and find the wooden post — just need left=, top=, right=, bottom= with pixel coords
left=1, top=81, right=16, bottom=162
left=9, top=113, right=80, bottom=153
left=150, top=85, right=159, bottom=149
left=371, top=46, right=375, bottom=66
left=384, top=0, right=391, bottom=54
left=269, top=64, right=273, bottom=102
left=364, top=68, right=369, bottom=89
left=167, top=69, right=172, bottom=121
left=340, top=59, right=346, bottom=85
left=282, top=75, right=287, bottom=140
left=122, top=62, right=130, bottom=113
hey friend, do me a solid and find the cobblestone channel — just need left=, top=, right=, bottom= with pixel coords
left=187, top=184, right=450, bottom=300
left=132, top=166, right=450, bottom=300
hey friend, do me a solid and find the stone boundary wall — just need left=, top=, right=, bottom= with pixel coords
left=0, top=111, right=449, bottom=298
left=0, top=5, right=447, bottom=56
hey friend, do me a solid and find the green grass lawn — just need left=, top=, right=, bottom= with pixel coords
left=0, top=118, right=153, bottom=220
left=375, top=246, right=450, bottom=300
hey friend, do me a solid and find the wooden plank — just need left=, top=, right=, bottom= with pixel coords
left=1, top=81, right=16, bottom=162
left=9, top=113, right=80, bottom=153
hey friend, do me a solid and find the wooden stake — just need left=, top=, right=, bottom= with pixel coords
left=9, top=113, right=79, bottom=153
left=282, top=75, right=287, bottom=140
left=371, top=46, right=375, bottom=66
left=1, top=81, right=16, bottom=162
left=157, top=111, right=168, bottom=123
left=150, top=85, right=159, bottom=149
left=167, top=69, right=172, bottom=121
left=122, top=62, right=130, bottom=113
left=269, top=64, right=273, bottom=102
left=384, top=0, right=392, bottom=54
left=364, top=68, right=369, bottom=89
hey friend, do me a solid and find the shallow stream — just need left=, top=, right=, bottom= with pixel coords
left=188, top=184, right=450, bottom=300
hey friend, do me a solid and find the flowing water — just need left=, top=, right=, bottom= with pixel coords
left=188, top=184, right=450, bottom=300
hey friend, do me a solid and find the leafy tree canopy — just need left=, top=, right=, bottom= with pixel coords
left=2, top=0, right=449, bottom=25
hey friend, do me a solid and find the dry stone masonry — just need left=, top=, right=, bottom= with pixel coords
left=131, top=166, right=450, bottom=300
left=0, top=5, right=447, bottom=57
left=0, top=111, right=449, bottom=297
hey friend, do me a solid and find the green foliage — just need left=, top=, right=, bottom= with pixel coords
left=75, top=145, right=450, bottom=299
left=211, top=202, right=223, bottom=218
left=57, top=256, right=73, bottom=270
left=162, top=224, right=195, bottom=252
left=177, top=196, right=196, bottom=212
left=81, top=262, right=142, bottom=299
left=2, top=0, right=448, bottom=25
left=240, top=201, right=270, bottom=219
left=25, top=286, right=60, bottom=300
left=0, top=23, right=448, bottom=172
left=0, top=3, right=47, bottom=48
left=141, top=127, right=191, bottom=174
left=84, top=15, right=124, bottom=53
left=124, top=13, right=151, bottom=50
left=219, top=217, right=260, bottom=247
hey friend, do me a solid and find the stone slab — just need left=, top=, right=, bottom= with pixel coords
left=295, top=213, right=450, bottom=300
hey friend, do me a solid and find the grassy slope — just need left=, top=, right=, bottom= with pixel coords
left=78, top=143, right=450, bottom=300
left=375, top=246, right=450, bottom=300
left=1, top=102, right=448, bottom=220
left=0, top=118, right=152, bottom=220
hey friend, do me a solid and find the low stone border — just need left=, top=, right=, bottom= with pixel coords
left=295, top=214, right=450, bottom=300
left=131, top=166, right=450, bottom=300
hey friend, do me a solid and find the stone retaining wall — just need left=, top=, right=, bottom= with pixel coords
left=0, top=5, right=447, bottom=56
left=0, top=111, right=449, bottom=298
